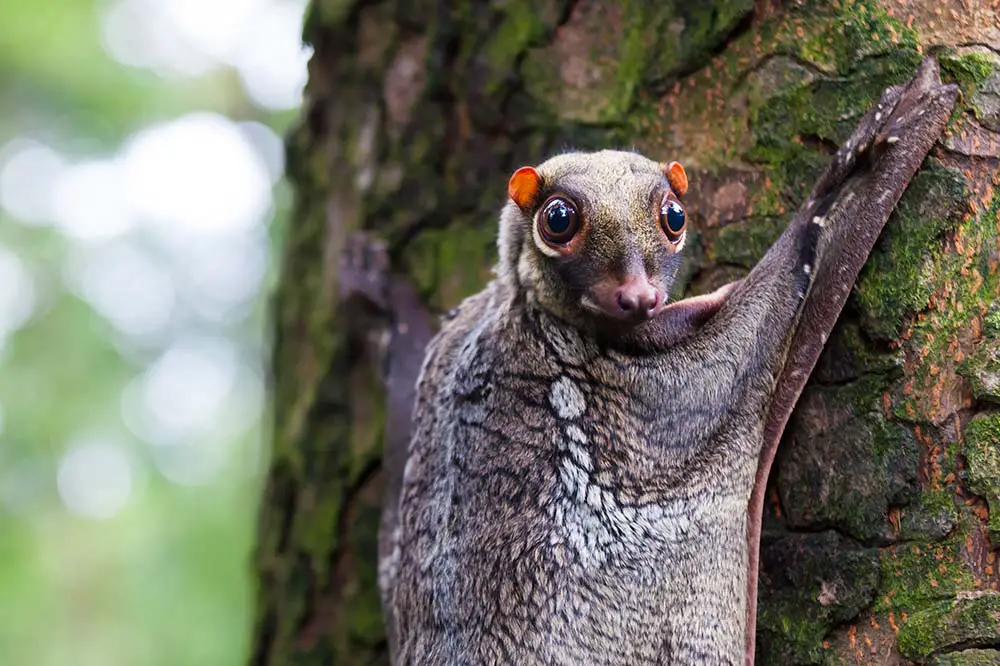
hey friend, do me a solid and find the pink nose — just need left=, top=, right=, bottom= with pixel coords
left=615, top=279, right=661, bottom=317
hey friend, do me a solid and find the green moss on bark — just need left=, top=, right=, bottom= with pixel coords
left=712, top=216, right=785, bottom=267
left=522, top=0, right=755, bottom=124
left=813, top=320, right=903, bottom=384
left=402, top=219, right=497, bottom=312
left=987, top=305, right=1000, bottom=339
left=940, top=48, right=1000, bottom=130
left=756, top=531, right=879, bottom=664
left=964, top=415, right=1000, bottom=542
left=931, top=649, right=1000, bottom=666
left=778, top=375, right=918, bottom=545
left=893, top=187, right=997, bottom=424
left=961, top=346, right=1000, bottom=406
left=855, top=165, right=968, bottom=340
left=899, top=593, right=1000, bottom=661
left=940, top=51, right=997, bottom=92
left=876, top=515, right=978, bottom=617
left=898, top=489, right=959, bottom=543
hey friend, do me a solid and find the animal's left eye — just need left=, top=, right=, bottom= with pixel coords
left=539, top=196, right=580, bottom=246
left=660, top=197, right=686, bottom=243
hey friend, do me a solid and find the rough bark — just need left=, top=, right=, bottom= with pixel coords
left=251, top=1, right=1000, bottom=664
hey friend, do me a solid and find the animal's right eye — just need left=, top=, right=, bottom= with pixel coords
left=660, top=196, right=686, bottom=243
left=539, top=197, right=580, bottom=246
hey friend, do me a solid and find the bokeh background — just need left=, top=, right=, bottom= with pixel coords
left=0, top=1, right=309, bottom=664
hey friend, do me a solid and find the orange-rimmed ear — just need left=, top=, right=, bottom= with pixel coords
left=662, top=161, right=688, bottom=197
left=508, top=166, right=542, bottom=210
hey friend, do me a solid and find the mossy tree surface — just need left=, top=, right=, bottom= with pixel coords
left=253, top=1, right=1000, bottom=664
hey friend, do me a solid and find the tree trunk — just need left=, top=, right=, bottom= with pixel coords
left=251, top=1, right=1000, bottom=664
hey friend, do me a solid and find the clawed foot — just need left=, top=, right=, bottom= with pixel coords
left=339, top=232, right=392, bottom=311
left=810, top=57, right=959, bottom=203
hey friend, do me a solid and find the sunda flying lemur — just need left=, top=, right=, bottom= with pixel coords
left=340, top=58, right=958, bottom=665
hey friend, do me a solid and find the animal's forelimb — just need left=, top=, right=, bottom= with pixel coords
left=339, top=233, right=434, bottom=662
left=744, top=56, right=959, bottom=665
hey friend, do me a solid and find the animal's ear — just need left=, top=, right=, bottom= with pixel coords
left=508, top=166, right=542, bottom=211
left=661, top=161, right=688, bottom=197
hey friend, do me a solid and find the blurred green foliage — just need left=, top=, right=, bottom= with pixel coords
left=0, top=0, right=299, bottom=664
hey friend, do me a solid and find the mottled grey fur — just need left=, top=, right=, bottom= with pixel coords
left=375, top=58, right=957, bottom=666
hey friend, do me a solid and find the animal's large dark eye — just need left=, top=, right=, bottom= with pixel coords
left=660, top=197, right=686, bottom=243
left=539, top=197, right=580, bottom=245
